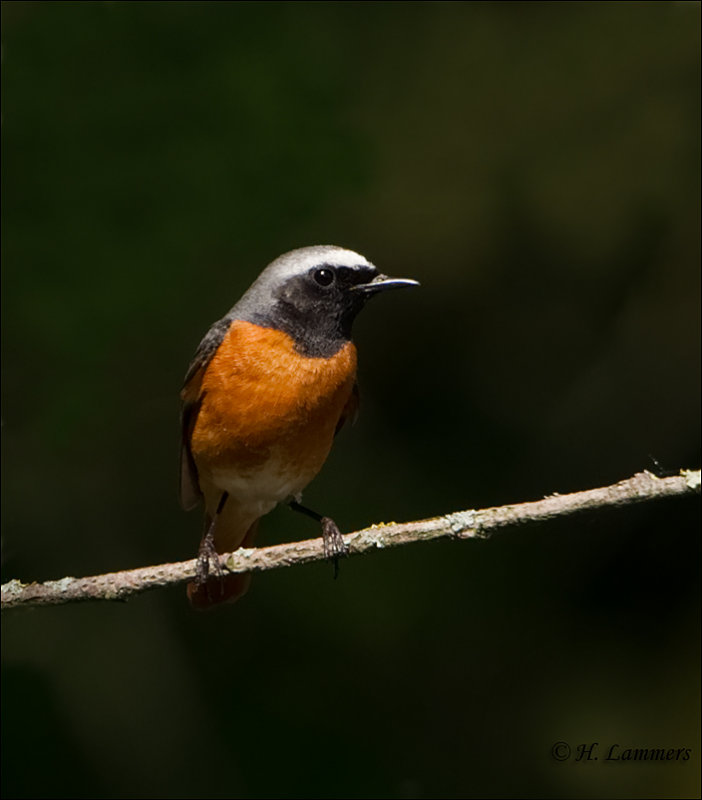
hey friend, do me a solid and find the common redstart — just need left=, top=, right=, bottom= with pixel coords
left=180, top=245, right=418, bottom=609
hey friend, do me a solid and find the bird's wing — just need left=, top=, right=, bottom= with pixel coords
left=179, top=317, right=233, bottom=510
left=335, top=380, right=360, bottom=436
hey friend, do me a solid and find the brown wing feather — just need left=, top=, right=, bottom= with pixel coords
left=179, top=370, right=205, bottom=511
left=179, top=317, right=233, bottom=510
left=335, top=380, right=360, bottom=435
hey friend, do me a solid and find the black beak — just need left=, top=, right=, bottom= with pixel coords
left=353, top=273, right=420, bottom=295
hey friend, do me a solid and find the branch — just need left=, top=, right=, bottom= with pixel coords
left=2, top=469, right=699, bottom=612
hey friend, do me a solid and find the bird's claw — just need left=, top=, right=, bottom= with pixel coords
left=195, top=532, right=230, bottom=585
left=321, top=517, right=348, bottom=579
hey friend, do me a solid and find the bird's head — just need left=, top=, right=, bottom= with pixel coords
left=232, top=245, right=419, bottom=357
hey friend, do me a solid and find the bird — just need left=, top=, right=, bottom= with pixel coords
left=180, top=245, right=418, bottom=609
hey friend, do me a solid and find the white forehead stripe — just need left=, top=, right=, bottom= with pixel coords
left=267, top=245, right=373, bottom=281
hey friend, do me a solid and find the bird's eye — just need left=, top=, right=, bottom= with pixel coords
left=313, top=267, right=335, bottom=287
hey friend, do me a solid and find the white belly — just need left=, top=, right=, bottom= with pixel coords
left=210, top=457, right=310, bottom=516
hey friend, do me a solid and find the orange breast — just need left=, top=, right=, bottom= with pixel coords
left=189, top=320, right=357, bottom=495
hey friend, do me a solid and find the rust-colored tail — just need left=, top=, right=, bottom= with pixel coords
left=187, top=572, right=254, bottom=609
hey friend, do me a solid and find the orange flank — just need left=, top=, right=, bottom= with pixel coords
left=190, top=320, right=357, bottom=478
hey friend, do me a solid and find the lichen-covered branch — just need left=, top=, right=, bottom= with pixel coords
left=2, top=469, right=699, bottom=611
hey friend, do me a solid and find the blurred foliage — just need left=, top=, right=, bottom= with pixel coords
left=1, top=2, right=700, bottom=799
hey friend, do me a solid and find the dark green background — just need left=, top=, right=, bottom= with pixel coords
left=2, top=2, right=700, bottom=798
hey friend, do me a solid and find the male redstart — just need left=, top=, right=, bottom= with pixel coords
left=180, top=245, right=418, bottom=608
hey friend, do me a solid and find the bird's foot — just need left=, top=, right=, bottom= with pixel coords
left=321, top=516, right=349, bottom=579
left=195, top=530, right=230, bottom=585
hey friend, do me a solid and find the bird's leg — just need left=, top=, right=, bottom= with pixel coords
left=196, top=492, right=230, bottom=585
left=289, top=500, right=349, bottom=579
